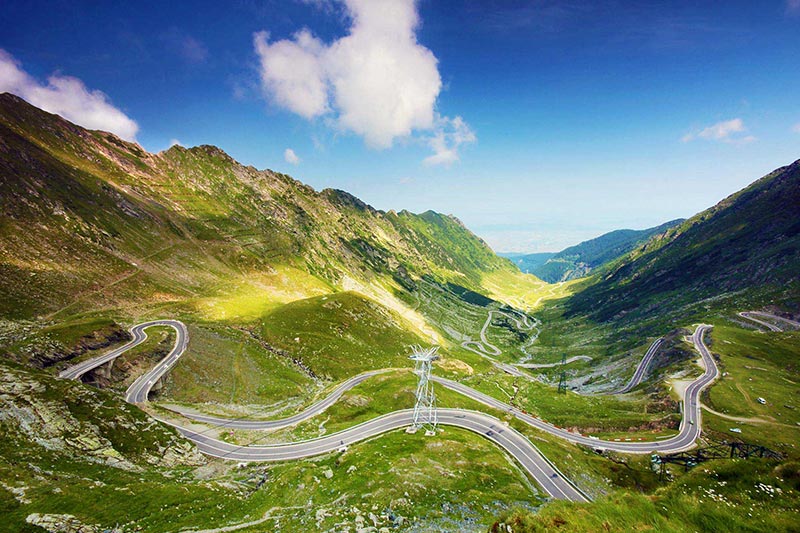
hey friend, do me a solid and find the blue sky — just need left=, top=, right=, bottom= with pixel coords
left=2, top=1, right=799, bottom=252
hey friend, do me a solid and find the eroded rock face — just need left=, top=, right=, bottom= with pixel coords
left=28, top=324, right=131, bottom=369
left=0, top=362, right=204, bottom=470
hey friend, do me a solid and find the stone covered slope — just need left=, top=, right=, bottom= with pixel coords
left=0, top=92, right=514, bottom=320
left=0, top=358, right=203, bottom=470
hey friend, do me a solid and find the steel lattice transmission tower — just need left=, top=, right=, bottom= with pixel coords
left=557, top=353, right=568, bottom=394
left=409, top=345, right=440, bottom=435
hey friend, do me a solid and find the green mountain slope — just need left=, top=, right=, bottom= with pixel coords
left=566, top=160, right=800, bottom=322
left=0, top=92, right=515, bottom=321
left=0, top=93, right=560, bottom=532
left=2, top=94, right=800, bottom=533
left=516, top=220, right=683, bottom=283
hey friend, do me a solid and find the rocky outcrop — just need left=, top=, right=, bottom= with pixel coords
left=0, top=360, right=204, bottom=470
left=29, top=323, right=131, bottom=369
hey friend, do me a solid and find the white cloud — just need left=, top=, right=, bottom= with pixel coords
left=423, top=115, right=476, bottom=166
left=681, top=118, right=755, bottom=144
left=697, top=118, right=745, bottom=140
left=253, top=0, right=470, bottom=161
left=736, top=135, right=757, bottom=144
left=0, top=49, right=139, bottom=141
left=254, top=29, right=328, bottom=119
left=324, top=0, right=441, bottom=149
left=284, top=147, right=301, bottom=165
left=169, top=139, right=183, bottom=147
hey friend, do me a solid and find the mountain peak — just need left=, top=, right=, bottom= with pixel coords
left=0, top=92, right=27, bottom=104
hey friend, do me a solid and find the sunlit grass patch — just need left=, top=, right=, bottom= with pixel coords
left=192, top=265, right=333, bottom=322
left=480, top=269, right=578, bottom=311
left=259, top=291, right=427, bottom=381
left=160, top=323, right=312, bottom=406
left=701, top=323, right=800, bottom=457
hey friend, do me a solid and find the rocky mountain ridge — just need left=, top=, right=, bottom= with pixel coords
left=0, top=92, right=513, bottom=320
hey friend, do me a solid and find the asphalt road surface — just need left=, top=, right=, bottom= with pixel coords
left=171, top=408, right=589, bottom=502
left=124, top=320, right=189, bottom=403
left=59, top=320, right=187, bottom=382
left=169, top=369, right=394, bottom=430
left=614, top=337, right=664, bottom=394
left=739, top=311, right=800, bottom=332
left=434, top=325, right=717, bottom=454
left=438, top=325, right=719, bottom=454
left=60, top=321, right=721, bottom=501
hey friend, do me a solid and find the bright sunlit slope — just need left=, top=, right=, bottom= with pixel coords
left=0, top=93, right=525, bottom=324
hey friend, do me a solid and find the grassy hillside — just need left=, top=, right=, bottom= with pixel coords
left=566, top=160, right=800, bottom=324
left=0, top=91, right=539, bottom=395
left=259, top=291, right=426, bottom=380
left=0, top=357, right=202, bottom=471
left=4, top=93, right=800, bottom=533
left=0, top=92, right=516, bottom=323
left=0, top=359, right=544, bottom=533
left=490, top=460, right=800, bottom=533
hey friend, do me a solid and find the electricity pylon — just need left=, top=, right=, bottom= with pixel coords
left=409, top=345, right=439, bottom=435
left=557, top=353, right=568, bottom=394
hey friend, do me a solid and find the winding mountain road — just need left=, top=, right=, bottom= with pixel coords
left=613, top=338, right=664, bottom=394
left=169, top=369, right=394, bottom=431
left=125, top=321, right=189, bottom=403
left=436, top=325, right=717, bottom=454
left=172, top=409, right=589, bottom=502
left=58, top=320, right=186, bottom=383
left=61, top=318, right=722, bottom=502
left=461, top=309, right=663, bottom=397
left=739, top=311, right=800, bottom=332
left=61, top=321, right=588, bottom=501
left=460, top=309, right=551, bottom=379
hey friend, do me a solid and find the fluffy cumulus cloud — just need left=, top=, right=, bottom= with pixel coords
left=0, top=49, right=139, bottom=141
left=284, top=147, right=301, bottom=164
left=253, top=0, right=472, bottom=161
left=681, top=118, right=755, bottom=144
left=254, top=29, right=328, bottom=119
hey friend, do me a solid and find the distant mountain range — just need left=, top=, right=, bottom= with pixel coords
left=498, top=252, right=555, bottom=273
left=500, top=220, right=684, bottom=283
